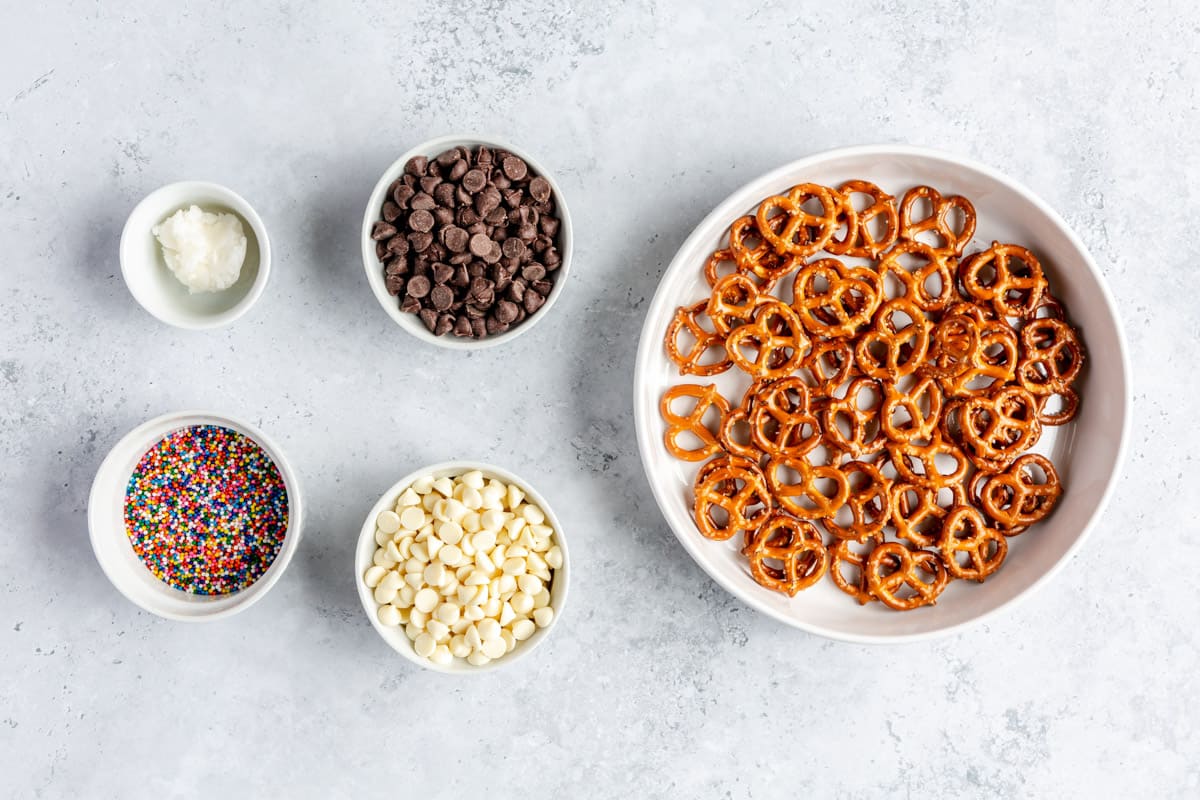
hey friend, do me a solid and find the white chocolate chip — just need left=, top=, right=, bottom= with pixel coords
left=422, top=562, right=446, bottom=587
left=413, top=632, right=436, bottom=658
left=506, top=484, right=524, bottom=510
left=414, top=588, right=439, bottom=614
left=375, top=529, right=390, bottom=547
left=462, top=511, right=482, bottom=533
left=481, top=637, right=507, bottom=659
left=461, top=470, right=485, bottom=490
left=511, top=619, right=535, bottom=640
left=435, top=602, right=460, bottom=625
left=533, top=607, right=554, bottom=628
left=409, top=608, right=428, bottom=629
left=432, top=476, right=455, bottom=497
left=399, top=506, right=426, bottom=530
left=373, top=583, right=398, bottom=605
left=364, top=565, right=386, bottom=588
left=378, top=605, right=401, bottom=626
left=501, top=557, right=526, bottom=576
left=397, top=487, right=421, bottom=507
left=545, top=546, right=563, bottom=569
left=520, top=504, right=545, bottom=525
left=412, top=475, right=435, bottom=494
left=461, top=486, right=483, bottom=510
left=473, top=530, right=497, bottom=552
left=477, top=618, right=501, bottom=641
left=377, top=509, right=401, bottom=533
left=518, top=574, right=542, bottom=596
left=425, top=619, right=450, bottom=642
left=449, top=635, right=470, bottom=658
left=437, top=520, right=464, bottom=545
left=511, top=591, right=534, bottom=615
left=466, top=651, right=491, bottom=666
left=533, top=588, right=551, bottom=609
left=431, top=645, right=453, bottom=666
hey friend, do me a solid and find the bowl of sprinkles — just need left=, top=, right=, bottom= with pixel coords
left=88, top=411, right=302, bottom=620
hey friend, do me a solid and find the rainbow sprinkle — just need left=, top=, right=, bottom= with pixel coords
left=123, top=425, right=289, bottom=595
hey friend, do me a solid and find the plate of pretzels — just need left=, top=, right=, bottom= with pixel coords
left=633, top=145, right=1129, bottom=642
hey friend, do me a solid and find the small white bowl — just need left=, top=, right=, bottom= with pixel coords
left=355, top=460, right=569, bottom=673
left=88, top=411, right=303, bottom=621
left=361, top=135, right=573, bottom=349
left=120, top=181, right=272, bottom=329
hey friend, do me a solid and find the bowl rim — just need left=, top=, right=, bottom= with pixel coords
left=119, top=180, right=273, bottom=330
left=354, top=459, right=570, bottom=673
left=360, top=134, right=573, bottom=350
left=632, top=142, right=1132, bottom=645
left=87, top=409, right=303, bottom=621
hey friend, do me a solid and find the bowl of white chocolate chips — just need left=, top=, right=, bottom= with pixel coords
left=355, top=461, right=568, bottom=672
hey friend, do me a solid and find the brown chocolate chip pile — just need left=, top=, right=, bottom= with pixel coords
left=372, top=145, right=564, bottom=338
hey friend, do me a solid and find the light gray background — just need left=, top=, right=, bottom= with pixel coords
left=1, top=1, right=1195, bottom=797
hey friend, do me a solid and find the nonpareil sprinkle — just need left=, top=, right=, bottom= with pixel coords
left=123, top=425, right=289, bottom=595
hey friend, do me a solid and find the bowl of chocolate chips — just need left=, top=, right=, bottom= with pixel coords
left=362, top=135, right=572, bottom=348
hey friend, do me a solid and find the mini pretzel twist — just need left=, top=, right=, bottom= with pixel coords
left=790, top=258, right=883, bottom=338
left=958, top=242, right=1047, bottom=319
left=891, top=481, right=968, bottom=548
left=664, top=300, right=732, bottom=376
left=728, top=215, right=795, bottom=283
left=875, top=240, right=957, bottom=313
left=898, top=185, right=977, bottom=257
left=956, top=385, right=1042, bottom=472
left=1017, top=317, right=1085, bottom=425
left=866, top=542, right=949, bottom=610
left=765, top=455, right=851, bottom=520
left=977, top=453, right=1062, bottom=532
left=707, top=273, right=767, bottom=336
left=854, top=298, right=931, bottom=379
left=939, top=505, right=1007, bottom=582
left=693, top=460, right=772, bottom=541
left=749, top=377, right=821, bottom=458
left=880, top=375, right=944, bottom=444
left=725, top=300, right=810, bottom=379
left=831, top=180, right=898, bottom=258
left=744, top=511, right=829, bottom=595
left=821, top=376, right=884, bottom=457
left=660, top=383, right=731, bottom=462
left=820, top=459, right=893, bottom=541
left=755, top=183, right=841, bottom=258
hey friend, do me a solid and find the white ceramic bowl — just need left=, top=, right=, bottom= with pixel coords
left=361, top=135, right=573, bottom=349
left=88, top=411, right=303, bottom=621
left=355, top=460, right=569, bottom=673
left=633, top=144, right=1130, bottom=644
left=119, top=181, right=271, bottom=329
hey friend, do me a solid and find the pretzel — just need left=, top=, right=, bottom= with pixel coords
left=707, top=273, right=766, bottom=336
left=790, top=258, right=883, bottom=338
left=755, top=183, right=840, bottom=258
left=829, top=536, right=881, bottom=604
left=898, top=185, right=977, bottom=257
left=728, top=215, right=794, bottom=283
left=1017, top=318, right=1085, bottom=424
left=821, top=376, right=883, bottom=457
left=832, top=180, right=898, bottom=258
left=748, top=377, right=821, bottom=458
left=660, top=383, right=730, bottom=462
left=865, top=542, right=949, bottom=610
left=956, top=385, right=1042, bottom=472
left=693, top=460, right=772, bottom=541
left=820, top=459, right=893, bottom=541
left=854, top=297, right=931, bottom=379
left=717, top=407, right=763, bottom=462
left=875, top=240, right=957, bottom=313
left=765, top=455, right=850, bottom=520
left=664, top=301, right=732, bottom=376
left=891, top=481, right=968, bottom=548
left=958, top=242, right=1047, bottom=319
left=880, top=375, right=944, bottom=443
left=803, top=338, right=857, bottom=389
left=725, top=300, right=809, bottom=379
left=976, top=453, right=1062, bottom=532
left=887, top=432, right=969, bottom=488
left=939, top=505, right=1007, bottom=581
left=744, top=511, right=829, bottom=595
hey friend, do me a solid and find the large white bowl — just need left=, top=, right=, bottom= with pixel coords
left=633, top=144, right=1130, bottom=643
left=119, top=181, right=271, bottom=330
left=360, top=135, right=573, bottom=350
left=88, top=411, right=303, bottom=621
left=354, top=461, right=570, bottom=673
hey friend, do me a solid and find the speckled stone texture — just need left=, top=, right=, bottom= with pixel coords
left=1, top=1, right=1196, bottom=797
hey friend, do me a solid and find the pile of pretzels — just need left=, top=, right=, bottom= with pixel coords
left=660, top=181, right=1085, bottom=611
